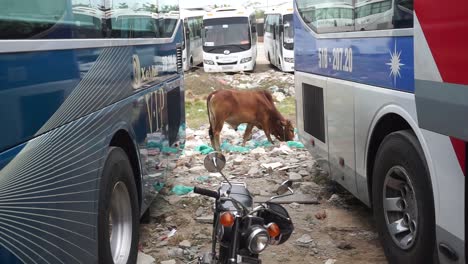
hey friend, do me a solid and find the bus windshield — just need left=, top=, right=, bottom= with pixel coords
left=203, top=17, right=250, bottom=51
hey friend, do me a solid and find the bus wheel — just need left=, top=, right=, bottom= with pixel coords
left=98, top=147, right=139, bottom=264
left=189, top=57, right=193, bottom=69
left=372, top=130, right=435, bottom=263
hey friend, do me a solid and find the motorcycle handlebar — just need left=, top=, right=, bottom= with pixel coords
left=194, top=187, right=219, bottom=199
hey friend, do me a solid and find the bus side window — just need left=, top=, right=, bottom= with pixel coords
left=72, top=1, right=105, bottom=39
left=0, top=0, right=68, bottom=39
left=109, top=0, right=174, bottom=39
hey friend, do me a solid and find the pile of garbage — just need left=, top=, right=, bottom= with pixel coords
left=214, top=70, right=295, bottom=101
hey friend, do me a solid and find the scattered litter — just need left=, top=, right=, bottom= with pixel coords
left=194, top=144, right=214, bottom=154
left=261, top=162, right=283, bottom=170
left=295, top=234, right=313, bottom=245
left=171, top=185, right=194, bottom=196
left=153, top=182, right=164, bottom=192
left=337, top=241, right=354, bottom=250
left=324, top=259, right=336, bottom=264
left=196, top=176, right=210, bottom=182
left=272, top=145, right=293, bottom=154
left=237, top=124, right=247, bottom=131
left=251, top=147, right=266, bottom=154
left=179, top=240, right=192, bottom=249
left=160, top=228, right=177, bottom=241
left=287, top=141, right=305, bottom=148
left=160, top=260, right=176, bottom=264
left=273, top=91, right=286, bottom=102
left=196, top=216, right=213, bottom=224
left=137, top=252, right=155, bottom=264
left=221, top=142, right=250, bottom=153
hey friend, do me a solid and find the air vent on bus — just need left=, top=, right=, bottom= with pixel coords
left=302, top=83, right=325, bottom=143
left=217, top=61, right=237, bottom=66
left=176, top=46, right=183, bottom=73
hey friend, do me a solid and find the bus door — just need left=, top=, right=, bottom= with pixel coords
left=184, top=18, right=190, bottom=63
left=272, top=14, right=280, bottom=66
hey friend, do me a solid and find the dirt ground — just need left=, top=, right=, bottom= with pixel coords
left=137, top=43, right=387, bottom=264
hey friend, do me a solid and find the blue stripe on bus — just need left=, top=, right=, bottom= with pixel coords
left=294, top=12, right=415, bottom=93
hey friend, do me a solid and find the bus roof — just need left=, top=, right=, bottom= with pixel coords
left=180, top=9, right=206, bottom=19
left=203, top=7, right=253, bottom=20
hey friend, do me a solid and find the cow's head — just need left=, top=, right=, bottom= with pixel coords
left=274, top=119, right=295, bottom=141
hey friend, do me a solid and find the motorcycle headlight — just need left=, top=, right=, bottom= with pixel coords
left=284, top=57, right=294, bottom=63
left=247, top=227, right=269, bottom=253
left=204, top=60, right=215, bottom=65
left=240, top=57, right=252, bottom=63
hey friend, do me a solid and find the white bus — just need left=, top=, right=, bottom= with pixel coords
left=264, top=5, right=294, bottom=72
left=202, top=8, right=258, bottom=73
left=355, top=0, right=394, bottom=31
left=179, top=9, right=205, bottom=71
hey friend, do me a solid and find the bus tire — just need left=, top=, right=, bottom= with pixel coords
left=98, top=147, right=139, bottom=264
left=372, top=130, right=435, bottom=264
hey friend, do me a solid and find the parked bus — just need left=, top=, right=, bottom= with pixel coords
left=167, top=9, right=205, bottom=71
left=0, top=0, right=185, bottom=263
left=295, top=0, right=465, bottom=263
left=264, top=5, right=295, bottom=72
left=202, top=7, right=258, bottom=73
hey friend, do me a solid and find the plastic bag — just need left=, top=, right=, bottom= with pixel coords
left=287, top=141, right=305, bottom=148
left=195, top=144, right=214, bottom=154
left=171, top=185, right=194, bottom=196
left=221, top=142, right=250, bottom=153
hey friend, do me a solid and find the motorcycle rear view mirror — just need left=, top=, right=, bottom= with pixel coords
left=204, top=152, right=226, bottom=173
left=275, top=180, right=293, bottom=195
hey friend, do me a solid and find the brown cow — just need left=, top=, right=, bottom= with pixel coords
left=207, top=89, right=295, bottom=151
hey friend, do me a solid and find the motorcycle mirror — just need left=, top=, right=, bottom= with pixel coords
left=204, top=152, right=226, bottom=173
left=275, top=180, right=293, bottom=195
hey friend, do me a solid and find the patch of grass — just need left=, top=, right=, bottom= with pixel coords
left=185, top=99, right=208, bottom=129
left=276, top=96, right=297, bottom=122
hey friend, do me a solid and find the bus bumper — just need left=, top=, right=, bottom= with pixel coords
left=203, top=60, right=255, bottom=73
left=282, top=61, right=294, bottom=72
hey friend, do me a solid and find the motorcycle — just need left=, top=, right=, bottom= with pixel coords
left=194, top=152, right=295, bottom=264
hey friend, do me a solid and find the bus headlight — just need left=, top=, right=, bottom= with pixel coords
left=284, top=57, right=294, bottom=63
left=247, top=227, right=269, bottom=253
left=240, top=57, right=252, bottom=63
left=204, top=60, right=215, bottom=65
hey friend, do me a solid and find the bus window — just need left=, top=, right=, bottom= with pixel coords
left=0, top=0, right=67, bottom=39
left=296, top=0, right=354, bottom=33
left=355, top=0, right=413, bottom=31
left=72, top=4, right=104, bottom=38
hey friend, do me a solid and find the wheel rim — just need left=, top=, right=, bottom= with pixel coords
left=109, top=181, right=132, bottom=264
left=383, top=166, right=418, bottom=250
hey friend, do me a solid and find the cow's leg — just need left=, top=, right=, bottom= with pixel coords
left=263, top=127, right=275, bottom=144
left=213, top=122, right=224, bottom=151
left=242, top=124, right=254, bottom=146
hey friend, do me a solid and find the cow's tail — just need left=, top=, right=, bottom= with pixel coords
left=207, top=92, right=215, bottom=142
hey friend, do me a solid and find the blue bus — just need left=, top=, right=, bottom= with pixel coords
left=295, top=0, right=465, bottom=263
left=0, top=0, right=185, bottom=263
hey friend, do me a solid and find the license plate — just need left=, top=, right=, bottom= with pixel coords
left=222, top=66, right=233, bottom=70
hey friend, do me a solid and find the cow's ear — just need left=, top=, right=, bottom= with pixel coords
left=279, top=120, right=287, bottom=126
